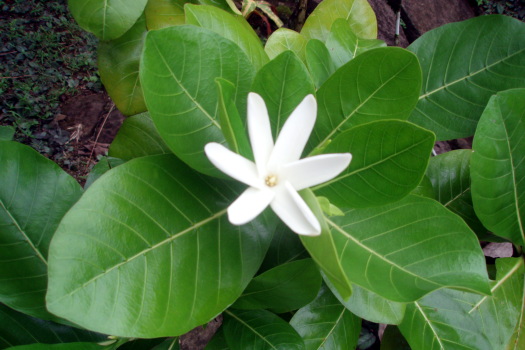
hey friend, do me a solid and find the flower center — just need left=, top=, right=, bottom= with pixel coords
left=265, top=174, right=278, bottom=187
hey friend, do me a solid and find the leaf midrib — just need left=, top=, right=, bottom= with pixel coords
left=415, top=301, right=445, bottom=350
left=419, top=48, right=525, bottom=100
left=0, top=199, right=47, bottom=266
left=49, top=208, right=227, bottom=304
left=224, top=310, right=279, bottom=349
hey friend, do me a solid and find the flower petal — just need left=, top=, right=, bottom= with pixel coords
left=268, top=94, right=317, bottom=169
left=281, top=153, right=352, bottom=191
left=228, top=187, right=275, bottom=225
left=205, top=143, right=261, bottom=188
left=248, top=93, right=274, bottom=175
left=271, top=182, right=321, bottom=236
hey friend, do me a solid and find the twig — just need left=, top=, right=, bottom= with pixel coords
left=85, top=103, right=115, bottom=171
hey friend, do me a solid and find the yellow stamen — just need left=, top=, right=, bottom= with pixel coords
left=265, top=175, right=278, bottom=187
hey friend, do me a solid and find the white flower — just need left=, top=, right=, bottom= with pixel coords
left=205, top=93, right=352, bottom=236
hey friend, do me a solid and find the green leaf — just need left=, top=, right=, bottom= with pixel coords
left=302, top=195, right=490, bottom=303
left=290, top=285, right=360, bottom=350
left=410, top=175, right=434, bottom=199
left=185, top=4, right=268, bottom=70
left=408, top=15, right=525, bottom=140
left=84, top=157, right=126, bottom=190
left=108, top=112, right=170, bottom=161
left=251, top=51, right=315, bottom=137
left=380, top=326, right=411, bottom=350
left=264, top=29, right=307, bottom=63
left=314, top=120, right=435, bottom=208
left=5, top=344, right=111, bottom=350
left=307, top=47, right=422, bottom=154
left=232, top=259, right=322, bottom=313
left=471, top=89, right=525, bottom=246
left=140, top=25, right=254, bottom=176
left=427, top=149, right=491, bottom=240
left=326, top=19, right=385, bottom=69
left=98, top=15, right=147, bottom=116
left=300, top=0, right=377, bottom=42
left=0, top=303, right=107, bottom=349
left=197, top=0, right=232, bottom=12
left=324, top=277, right=406, bottom=325
left=0, top=126, right=15, bottom=141
left=145, top=0, right=191, bottom=30
left=215, top=78, right=252, bottom=160
left=305, top=39, right=335, bottom=89
left=46, top=155, right=275, bottom=337
left=150, top=338, right=180, bottom=350
left=0, top=142, right=83, bottom=320
left=205, top=328, right=229, bottom=350
left=223, top=309, right=305, bottom=350
left=258, top=224, right=308, bottom=273
left=68, top=0, right=148, bottom=40
left=399, top=257, right=524, bottom=350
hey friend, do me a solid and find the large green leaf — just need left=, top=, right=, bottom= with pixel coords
left=223, top=309, right=305, bottom=350
left=302, top=194, right=490, bottom=303
left=399, top=257, right=524, bottom=350
left=426, top=149, right=491, bottom=240
left=84, top=157, right=126, bottom=190
left=232, top=259, right=322, bottom=313
left=408, top=15, right=525, bottom=140
left=471, top=89, right=525, bottom=247
left=108, top=112, right=170, bottom=160
left=258, top=224, right=307, bottom=273
left=185, top=4, right=268, bottom=70
left=324, top=277, right=406, bottom=325
left=305, top=39, right=335, bottom=89
left=46, top=155, right=275, bottom=337
left=325, top=19, right=385, bottom=70
left=140, top=25, right=254, bottom=176
left=307, top=47, right=422, bottom=154
left=264, top=29, right=307, bottom=63
left=290, top=285, right=360, bottom=350
left=98, top=15, right=147, bottom=116
left=313, top=120, right=434, bottom=208
left=0, top=142, right=83, bottom=320
left=300, top=0, right=376, bottom=42
left=0, top=303, right=107, bottom=349
left=68, top=0, right=148, bottom=40
left=145, top=0, right=192, bottom=30
left=251, top=51, right=315, bottom=137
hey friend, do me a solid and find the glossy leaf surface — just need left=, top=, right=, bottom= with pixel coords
left=108, top=112, right=170, bottom=160
left=0, top=142, right=83, bottom=320
left=307, top=47, right=422, bottom=154
left=215, top=78, right=252, bottom=160
left=258, top=224, right=307, bottom=273
left=325, top=279, right=406, bottom=325
left=302, top=195, right=490, bottom=303
left=251, top=51, right=315, bottom=138
left=471, top=89, right=525, bottom=246
left=0, top=303, right=106, bottom=349
left=145, top=0, right=190, bottom=30
left=47, top=155, right=274, bottom=337
left=325, top=19, right=385, bottom=69
left=264, top=28, right=307, bottom=62
left=290, top=285, right=360, bottom=350
left=408, top=15, right=525, bottom=140
left=223, top=309, right=305, bottom=350
left=399, top=258, right=524, bottom=350
left=98, top=15, right=147, bottom=116
left=300, top=0, right=376, bottom=42
left=233, top=259, right=322, bottom=313
left=185, top=4, right=268, bottom=70
left=426, top=149, right=488, bottom=239
left=315, top=120, right=434, bottom=208
left=140, top=25, right=254, bottom=176
left=305, top=39, right=335, bottom=89
left=68, top=0, right=148, bottom=40
left=84, top=157, right=126, bottom=190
